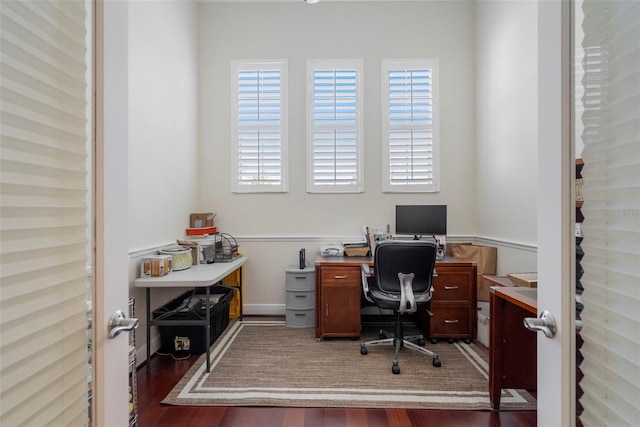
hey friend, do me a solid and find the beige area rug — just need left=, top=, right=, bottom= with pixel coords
left=162, top=320, right=536, bottom=410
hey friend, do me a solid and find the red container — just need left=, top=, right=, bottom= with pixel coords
left=185, top=226, right=217, bottom=236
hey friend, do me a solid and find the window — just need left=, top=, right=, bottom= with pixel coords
left=382, top=59, right=439, bottom=193
left=231, top=61, right=288, bottom=193
left=307, top=60, right=363, bottom=193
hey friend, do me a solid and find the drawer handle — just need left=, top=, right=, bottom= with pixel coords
left=444, top=319, right=459, bottom=324
left=294, top=313, right=306, bottom=317
left=294, top=294, right=307, bottom=298
left=294, top=276, right=307, bottom=279
left=444, top=286, right=459, bottom=290
left=334, top=275, right=348, bottom=279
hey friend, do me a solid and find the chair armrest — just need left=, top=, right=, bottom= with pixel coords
left=361, top=263, right=374, bottom=303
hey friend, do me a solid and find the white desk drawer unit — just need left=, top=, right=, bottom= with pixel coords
left=285, top=266, right=315, bottom=328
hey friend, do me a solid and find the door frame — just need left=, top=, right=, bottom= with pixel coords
left=92, top=1, right=132, bottom=425
left=536, top=0, right=575, bottom=425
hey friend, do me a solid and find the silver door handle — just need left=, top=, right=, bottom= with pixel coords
left=108, top=310, right=139, bottom=338
left=523, top=310, right=557, bottom=338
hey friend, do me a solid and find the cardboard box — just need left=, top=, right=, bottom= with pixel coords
left=190, top=213, right=215, bottom=228
left=140, top=255, right=172, bottom=277
left=451, top=243, right=497, bottom=301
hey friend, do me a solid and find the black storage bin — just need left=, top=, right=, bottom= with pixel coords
left=153, top=286, right=233, bottom=355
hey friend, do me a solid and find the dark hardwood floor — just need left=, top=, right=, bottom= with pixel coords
left=136, top=320, right=537, bottom=427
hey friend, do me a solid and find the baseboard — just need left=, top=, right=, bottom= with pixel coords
left=244, top=304, right=285, bottom=316
left=136, top=333, right=163, bottom=368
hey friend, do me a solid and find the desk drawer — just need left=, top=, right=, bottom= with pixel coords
left=321, top=267, right=360, bottom=285
left=428, top=306, right=472, bottom=337
left=432, top=271, right=472, bottom=301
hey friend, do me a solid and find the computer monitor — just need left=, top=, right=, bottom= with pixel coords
left=395, top=205, right=447, bottom=239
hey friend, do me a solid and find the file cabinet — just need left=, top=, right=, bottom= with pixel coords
left=285, top=266, right=315, bottom=328
left=315, top=264, right=361, bottom=338
left=424, top=264, right=477, bottom=343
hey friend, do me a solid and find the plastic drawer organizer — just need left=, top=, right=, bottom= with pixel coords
left=153, top=287, right=233, bottom=356
left=285, top=266, right=315, bottom=328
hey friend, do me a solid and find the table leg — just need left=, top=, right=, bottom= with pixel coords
left=239, top=266, right=243, bottom=321
left=205, top=285, right=211, bottom=373
left=489, top=292, right=502, bottom=409
left=145, top=288, right=151, bottom=374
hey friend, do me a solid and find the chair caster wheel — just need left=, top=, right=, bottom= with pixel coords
left=392, top=363, right=400, bottom=375
left=448, top=339, right=455, bottom=344
left=360, top=345, right=368, bottom=355
left=464, top=338, right=472, bottom=344
left=378, top=330, right=385, bottom=339
left=433, top=357, right=441, bottom=367
left=418, top=339, right=426, bottom=346
left=430, top=338, right=438, bottom=344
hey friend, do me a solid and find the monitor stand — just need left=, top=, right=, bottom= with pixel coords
left=434, top=235, right=446, bottom=259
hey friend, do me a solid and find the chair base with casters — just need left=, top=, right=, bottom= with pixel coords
left=360, top=247, right=442, bottom=375
left=360, top=310, right=441, bottom=374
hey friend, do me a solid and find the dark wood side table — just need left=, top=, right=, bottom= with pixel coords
left=489, top=286, right=537, bottom=410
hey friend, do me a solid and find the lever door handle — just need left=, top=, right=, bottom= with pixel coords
left=108, top=310, right=139, bottom=339
left=523, top=310, right=557, bottom=338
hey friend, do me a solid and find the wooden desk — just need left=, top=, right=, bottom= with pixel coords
left=314, top=255, right=477, bottom=341
left=489, top=286, right=537, bottom=409
left=134, top=256, right=248, bottom=373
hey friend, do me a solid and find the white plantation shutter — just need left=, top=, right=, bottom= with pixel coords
left=578, top=1, right=640, bottom=426
left=231, top=61, right=288, bottom=193
left=307, top=60, right=363, bottom=193
left=382, top=59, right=439, bottom=193
left=0, top=0, right=90, bottom=426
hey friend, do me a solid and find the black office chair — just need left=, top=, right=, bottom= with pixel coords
left=360, top=239, right=441, bottom=374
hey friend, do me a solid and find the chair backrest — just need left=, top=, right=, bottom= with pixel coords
left=373, top=240, right=437, bottom=295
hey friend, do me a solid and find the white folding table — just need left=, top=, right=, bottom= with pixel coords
left=134, top=256, right=248, bottom=373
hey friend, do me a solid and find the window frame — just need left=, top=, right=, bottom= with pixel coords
left=306, top=59, right=364, bottom=194
left=381, top=58, right=440, bottom=193
left=231, top=60, right=289, bottom=193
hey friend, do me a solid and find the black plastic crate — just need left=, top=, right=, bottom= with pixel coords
left=153, top=286, right=233, bottom=355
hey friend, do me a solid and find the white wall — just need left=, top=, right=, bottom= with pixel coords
left=127, top=0, right=200, bottom=358
left=198, top=1, right=477, bottom=312
left=474, top=0, right=539, bottom=271
left=128, top=0, right=200, bottom=252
